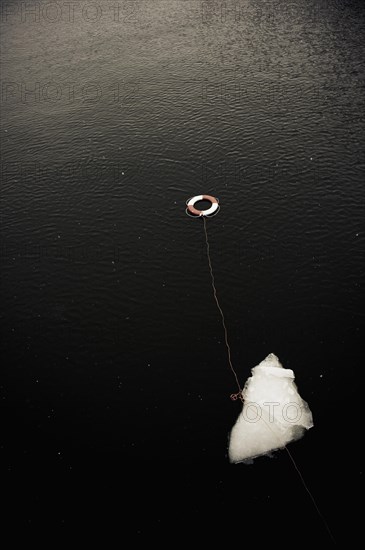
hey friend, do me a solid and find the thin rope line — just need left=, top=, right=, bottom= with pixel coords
left=202, top=216, right=242, bottom=395
left=202, top=214, right=335, bottom=543
left=284, top=445, right=336, bottom=544
left=254, top=401, right=336, bottom=544
left=257, top=414, right=336, bottom=544
left=201, top=214, right=335, bottom=543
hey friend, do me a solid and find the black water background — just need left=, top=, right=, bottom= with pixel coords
left=1, top=0, right=364, bottom=543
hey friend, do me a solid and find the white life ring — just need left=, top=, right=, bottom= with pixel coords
left=186, top=195, right=219, bottom=217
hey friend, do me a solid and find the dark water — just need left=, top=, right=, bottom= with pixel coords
left=1, top=0, right=364, bottom=542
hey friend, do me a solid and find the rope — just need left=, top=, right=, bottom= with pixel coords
left=202, top=216, right=242, bottom=400
left=284, top=445, right=337, bottom=544
left=201, top=214, right=335, bottom=544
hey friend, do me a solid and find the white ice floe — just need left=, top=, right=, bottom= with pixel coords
left=229, top=353, right=313, bottom=463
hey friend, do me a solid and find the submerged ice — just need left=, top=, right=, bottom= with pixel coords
left=229, top=353, right=313, bottom=463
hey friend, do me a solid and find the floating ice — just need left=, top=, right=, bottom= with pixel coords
left=229, top=353, right=313, bottom=463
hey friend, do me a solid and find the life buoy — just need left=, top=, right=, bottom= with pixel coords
left=186, top=195, right=220, bottom=217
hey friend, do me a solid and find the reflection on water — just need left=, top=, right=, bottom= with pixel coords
left=1, top=0, right=363, bottom=481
